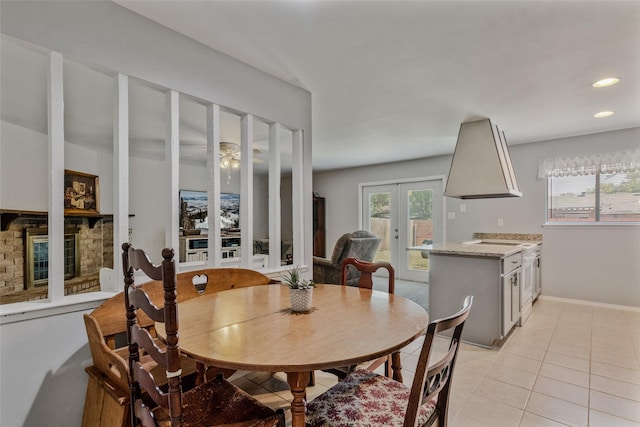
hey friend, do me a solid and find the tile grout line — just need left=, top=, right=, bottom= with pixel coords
left=517, top=300, right=562, bottom=426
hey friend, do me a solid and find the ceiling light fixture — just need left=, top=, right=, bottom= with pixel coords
left=219, top=142, right=242, bottom=184
left=219, top=142, right=241, bottom=170
left=594, top=111, right=614, bottom=118
left=592, top=77, right=620, bottom=88
left=218, top=142, right=262, bottom=183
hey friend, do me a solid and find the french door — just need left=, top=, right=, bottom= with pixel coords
left=361, top=179, right=443, bottom=282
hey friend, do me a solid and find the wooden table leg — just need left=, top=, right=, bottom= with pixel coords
left=391, top=351, right=403, bottom=383
left=195, top=361, right=206, bottom=385
left=286, top=371, right=310, bottom=427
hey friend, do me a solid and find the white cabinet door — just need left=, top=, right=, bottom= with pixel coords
left=502, top=269, right=521, bottom=336
left=512, top=271, right=521, bottom=322
left=502, top=275, right=512, bottom=336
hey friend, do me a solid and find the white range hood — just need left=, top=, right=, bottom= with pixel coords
left=444, top=118, right=522, bottom=199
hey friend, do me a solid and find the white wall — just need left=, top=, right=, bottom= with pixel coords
left=1, top=121, right=111, bottom=212
left=542, top=225, right=640, bottom=306
left=0, top=2, right=312, bottom=426
left=0, top=309, right=94, bottom=427
left=1, top=121, right=49, bottom=210
left=314, top=127, right=640, bottom=307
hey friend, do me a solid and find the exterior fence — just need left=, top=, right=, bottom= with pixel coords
left=370, top=218, right=433, bottom=250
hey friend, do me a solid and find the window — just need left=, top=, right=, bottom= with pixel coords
left=540, top=151, right=640, bottom=223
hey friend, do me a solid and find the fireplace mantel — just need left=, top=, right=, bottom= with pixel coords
left=0, top=209, right=114, bottom=231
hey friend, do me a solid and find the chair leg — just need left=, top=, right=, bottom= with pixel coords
left=390, top=351, right=403, bottom=382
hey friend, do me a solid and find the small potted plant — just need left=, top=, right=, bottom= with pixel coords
left=282, top=266, right=316, bottom=312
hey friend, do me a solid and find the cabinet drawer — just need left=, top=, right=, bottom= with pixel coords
left=502, top=252, right=522, bottom=273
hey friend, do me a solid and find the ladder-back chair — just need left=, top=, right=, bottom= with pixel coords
left=123, top=243, right=284, bottom=427
left=307, top=296, right=473, bottom=427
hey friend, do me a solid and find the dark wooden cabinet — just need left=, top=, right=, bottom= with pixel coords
left=313, top=195, right=326, bottom=257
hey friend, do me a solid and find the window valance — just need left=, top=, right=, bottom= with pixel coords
left=537, top=149, right=640, bottom=178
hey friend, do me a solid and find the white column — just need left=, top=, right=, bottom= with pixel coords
left=292, top=129, right=304, bottom=267
left=240, top=114, right=254, bottom=267
left=48, top=51, right=65, bottom=301
left=166, top=90, right=180, bottom=253
left=206, top=104, right=222, bottom=266
left=112, top=73, right=129, bottom=290
left=268, top=123, right=282, bottom=269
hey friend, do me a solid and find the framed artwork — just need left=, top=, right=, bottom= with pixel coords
left=180, top=190, right=208, bottom=233
left=220, top=193, right=240, bottom=231
left=179, top=190, right=240, bottom=233
left=64, top=169, right=99, bottom=214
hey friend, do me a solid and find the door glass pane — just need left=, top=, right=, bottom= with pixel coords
left=368, top=192, right=390, bottom=263
left=407, top=189, right=432, bottom=272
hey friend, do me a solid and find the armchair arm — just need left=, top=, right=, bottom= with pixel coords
left=312, top=256, right=335, bottom=267
left=313, top=256, right=342, bottom=284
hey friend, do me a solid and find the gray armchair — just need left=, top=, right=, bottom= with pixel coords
left=313, top=230, right=382, bottom=285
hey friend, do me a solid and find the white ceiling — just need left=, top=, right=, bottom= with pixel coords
left=113, top=0, right=640, bottom=171
left=2, top=2, right=638, bottom=172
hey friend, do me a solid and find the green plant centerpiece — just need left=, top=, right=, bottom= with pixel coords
left=282, top=266, right=315, bottom=312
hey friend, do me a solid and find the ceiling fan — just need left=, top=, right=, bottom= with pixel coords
left=219, top=141, right=263, bottom=169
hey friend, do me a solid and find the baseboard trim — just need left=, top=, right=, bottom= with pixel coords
left=538, top=295, right=640, bottom=313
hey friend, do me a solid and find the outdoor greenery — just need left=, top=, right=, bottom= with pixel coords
left=408, top=190, right=433, bottom=220
left=600, top=171, right=640, bottom=193
left=369, top=190, right=433, bottom=220
left=369, top=193, right=391, bottom=217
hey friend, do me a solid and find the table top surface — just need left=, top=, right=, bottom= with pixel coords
left=157, top=284, right=428, bottom=373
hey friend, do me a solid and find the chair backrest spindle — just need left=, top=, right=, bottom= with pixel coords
left=123, top=243, right=183, bottom=427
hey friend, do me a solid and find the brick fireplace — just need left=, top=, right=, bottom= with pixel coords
left=0, top=215, right=113, bottom=304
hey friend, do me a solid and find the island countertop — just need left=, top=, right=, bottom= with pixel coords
left=427, top=242, right=525, bottom=258
left=427, top=233, right=542, bottom=258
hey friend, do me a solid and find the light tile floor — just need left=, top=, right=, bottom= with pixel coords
left=230, top=297, right=640, bottom=426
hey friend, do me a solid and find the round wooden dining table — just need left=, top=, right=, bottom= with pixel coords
left=156, top=283, right=428, bottom=427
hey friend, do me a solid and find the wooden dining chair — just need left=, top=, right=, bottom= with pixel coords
left=322, top=257, right=396, bottom=380
left=123, top=243, right=284, bottom=427
left=341, top=256, right=395, bottom=292
left=306, top=295, right=473, bottom=427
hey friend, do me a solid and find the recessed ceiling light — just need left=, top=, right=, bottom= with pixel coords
left=594, top=111, right=614, bottom=118
left=592, top=77, right=620, bottom=88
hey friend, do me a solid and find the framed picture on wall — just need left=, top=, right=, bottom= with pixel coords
left=64, top=169, right=99, bottom=214
left=220, top=193, right=240, bottom=231
left=180, top=190, right=208, bottom=234
left=179, top=190, right=241, bottom=234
